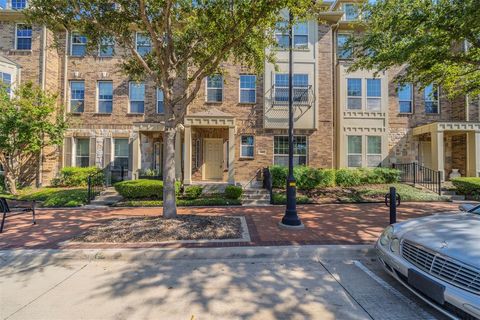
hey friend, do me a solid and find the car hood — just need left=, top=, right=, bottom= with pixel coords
left=395, top=212, right=480, bottom=268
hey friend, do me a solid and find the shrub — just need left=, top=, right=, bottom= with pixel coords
left=56, top=167, right=103, bottom=187
left=224, top=185, right=243, bottom=199
left=184, top=185, right=203, bottom=199
left=317, top=169, right=336, bottom=188
left=451, top=178, right=480, bottom=196
left=295, top=166, right=323, bottom=190
left=272, top=192, right=311, bottom=204
left=335, top=169, right=363, bottom=187
left=114, top=179, right=180, bottom=199
left=0, top=173, right=5, bottom=193
left=270, top=165, right=288, bottom=188
left=361, top=168, right=401, bottom=184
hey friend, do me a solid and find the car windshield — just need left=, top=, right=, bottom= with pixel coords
left=471, top=205, right=480, bottom=215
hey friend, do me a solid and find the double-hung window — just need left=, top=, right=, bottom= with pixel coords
left=239, top=75, right=256, bottom=104
left=71, top=32, right=87, bottom=56
left=347, top=135, right=362, bottom=167
left=367, top=136, right=382, bottom=167
left=275, top=21, right=289, bottom=49
left=398, top=83, right=413, bottom=113
left=98, top=81, right=113, bottom=113
left=366, top=79, right=381, bottom=111
left=343, top=3, right=359, bottom=21
left=136, top=32, right=151, bottom=56
left=157, top=88, right=164, bottom=113
left=70, top=81, right=85, bottom=113
left=0, top=72, right=12, bottom=95
left=274, top=136, right=307, bottom=166
left=337, top=34, right=352, bottom=59
left=347, top=78, right=362, bottom=110
left=240, top=136, right=254, bottom=158
left=206, top=75, right=223, bottom=102
left=274, top=74, right=309, bottom=103
left=294, top=22, right=308, bottom=48
left=424, top=83, right=439, bottom=114
left=16, top=24, right=32, bottom=50
left=75, top=138, right=89, bottom=167
left=129, top=82, right=145, bottom=113
left=99, top=37, right=114, bottom=57
left=11, top=0, right=27, bottom=9
left=113, top=139, right=129, bottom=170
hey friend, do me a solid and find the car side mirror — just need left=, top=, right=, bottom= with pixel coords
left=459, top=204, right=474, bottom=212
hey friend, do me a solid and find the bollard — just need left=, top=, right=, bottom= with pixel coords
left=385, top=186, right=401, bottom=224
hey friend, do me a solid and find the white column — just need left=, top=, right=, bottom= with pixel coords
left=184, top=126, right=192, bottom=185
left=431, top=130, right=445, bottom=180
left=467, top=131, right=480, bottom=177
left=228, top=126, right=235, bottom=184
left=131, top=134, right=141, bottom=180
left=174, top=130, right=182, bottom=179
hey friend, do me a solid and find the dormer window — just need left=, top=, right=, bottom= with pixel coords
left=343, top=3, right=359, bottom=21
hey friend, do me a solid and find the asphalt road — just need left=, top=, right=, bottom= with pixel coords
left=0, top=246, right=447, bottom=320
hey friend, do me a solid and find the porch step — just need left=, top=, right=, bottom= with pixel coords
left=242, top=188, right=271, bottom=206
left=446, top=195, right=466, bottom=201
left=242, top=199, right=271, bottom=206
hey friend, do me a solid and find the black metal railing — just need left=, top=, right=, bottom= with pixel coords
left=263, top=167, right=273, bottom=204
left=268, top=85, right=315, bottom=107
left=87, top=169, right=107, bottom=204
left=393, top=163, right=442, bottom=195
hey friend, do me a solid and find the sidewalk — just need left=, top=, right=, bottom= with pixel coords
left=0, top=202, right=459, bottom=250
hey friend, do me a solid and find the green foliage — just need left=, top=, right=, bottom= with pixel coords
left=184, top=185, right=203, bottom=200
left=451, top=178, right=480, bottom=196
left=270, top=165, right=289, bottom=189
left=317, top=169, right=336, bottom=188
left=346, top=0, right=480, bottom=97
left=272, top=192, right=311, bottom=205
left=114, top=179, right=181, bottom=199
left=17, top=187, right=88, bottom=207
left=335, top=169, right=363, bottom=187
left=360, top=168, right=401, bottom=184
left=116, top=198, right=242, bottom=207
left=294, top=167, right=336, bottom=190
left=224, top=185, right=243, bottom=200
left=54, top=167, right=103, bottom=187
left=0, top=174, right=5, bottom=193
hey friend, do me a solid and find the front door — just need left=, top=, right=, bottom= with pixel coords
left=204, top=139, right=223, bottom=180
left=419, top=141, right=432, bottom=168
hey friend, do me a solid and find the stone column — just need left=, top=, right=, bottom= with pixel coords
left=131, top=134, right=141, bottom=180
left=228, top=126, right=236, bottom=184
left=467, top=131, right=480, bottom=177
left=175, top=130, right=182, bottom=179
left=184, top=125, right=192, bottom=185
left=431, top=130, right=445, bottom=180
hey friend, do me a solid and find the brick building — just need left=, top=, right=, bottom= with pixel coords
left=0, top=0, right=479, bottom=187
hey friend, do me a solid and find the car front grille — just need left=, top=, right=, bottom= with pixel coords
left=402, top=240, right=480, bottom=295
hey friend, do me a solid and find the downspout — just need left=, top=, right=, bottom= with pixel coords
left=36, top=25, right=48, bottom=187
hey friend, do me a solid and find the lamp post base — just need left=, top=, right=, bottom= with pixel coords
left=278, top=221, right=305, bottom=230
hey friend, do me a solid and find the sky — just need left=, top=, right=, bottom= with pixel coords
left=0, top=0, right=6, bottom=9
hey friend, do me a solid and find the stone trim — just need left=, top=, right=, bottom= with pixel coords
left=343, top=127, right=386, bottom=133
left=185, top=116, right=235, bottom=128
left=133, top=123, right=165, bottom=132
left=413, top=122, right=480, bottom=136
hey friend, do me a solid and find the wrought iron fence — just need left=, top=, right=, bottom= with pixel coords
left=87, top=169, right=107, bottom=204
left=263, top=167, right=273, bottom=204
left=393, top=163, right=442, bottom=195
left=268, top=85, right=315, bottom=107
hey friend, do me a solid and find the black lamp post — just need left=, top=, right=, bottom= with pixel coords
left=280, top=12, right=303, bottom=228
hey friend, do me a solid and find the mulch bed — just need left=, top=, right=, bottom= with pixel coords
left=72, top=215, right=243, bottom=243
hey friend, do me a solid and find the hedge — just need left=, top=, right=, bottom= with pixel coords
left=184, top=185, right=203, bottom=200
left=53, top=167, right=104, bottom=187
left=114, top=179, right=181, bottom=199
left=451, top=178, right=480, bottom=197
left=225, top=185, right=243, bottom=199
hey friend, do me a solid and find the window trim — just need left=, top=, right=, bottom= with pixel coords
left=346, top=78, right=362, bottom=110
left=97, top=80, right=113, bottom=113
left=239, top=74, right=257, bottom=104
left=11, top=0, right=28, bottom=10
left=128, top=81, right=145, bottom=114
left=275, top=21, right=309, bottom=50
left=342, top=3, right=359, bottom=21
left=274, top=73, right=309, bottom=104
left=424, top=83, right=440, bottom=114
left=337, top=33, right=352, bottom=59
left=205, top=75, right=224, bottom=103
left=74, top=138, right=90, bottom=168
left=156, top=88, right=164, bottom=114
left=240, top=136, right=255, bottom=159
left=366, top=135, right=382, bottom=168
left=398, top=83, right=413, bottom=114
left=0, top=72, right=13, bottom=97
left=70, top=32, right=87, bottom=57
left=15, top=23, right=32, bottom=51
left=98, top=37, right=115, bottom=57
left=113, top=138, right=129, bottom=170
left=347, top=135, right=363, bottom=168
left=69, top=80, right=85, bottom=113
left=135, top=32, right=151, bottom=56
left=293, top=21, right=309, bottom=49
left=273, top=135, right=308, bottom=166
left=366, top=78, right=382, bottom=112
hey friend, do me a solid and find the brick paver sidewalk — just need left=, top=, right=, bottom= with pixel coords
left=0, top=202, right=459, bottom=249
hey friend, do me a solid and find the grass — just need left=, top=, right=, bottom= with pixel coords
left=116, top=197, right=242, bottom=207
left=0, top=187, right=89, bottom=207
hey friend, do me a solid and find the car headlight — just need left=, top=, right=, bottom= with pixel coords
left=390, top=238, right=400, bottom=254
left=380, top=225, right=394, bottom=247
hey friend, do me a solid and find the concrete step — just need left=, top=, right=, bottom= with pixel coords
left=242, top=199, right=271, bottom=206
left=445, top=195, right=466, bottom=201
left=243, top=194, right=270, bottom=200
left=90, top=187, right=123, bottom=206
left=441, top=190, right=457, bottom=196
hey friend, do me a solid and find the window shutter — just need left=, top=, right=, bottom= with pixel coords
left=103, top=138, right=112, bottom=169
left=128, top=139, right=133, bottom=171
left=89, top=137, right=96, bottom=167
left=64, top=138, right=72, bottom=167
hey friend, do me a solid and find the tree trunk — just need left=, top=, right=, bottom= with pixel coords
left=163, top=126, right=178, bottom=218
left=5, top=170, right=17, bottom=195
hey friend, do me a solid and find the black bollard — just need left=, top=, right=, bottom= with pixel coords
left=385, top=186, right=401, bottom=225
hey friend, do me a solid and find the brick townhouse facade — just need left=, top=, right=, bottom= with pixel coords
left=0, top=0, right=479, bottom=187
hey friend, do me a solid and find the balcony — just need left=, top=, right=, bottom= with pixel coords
left=268, top=85, right=314, bottom=108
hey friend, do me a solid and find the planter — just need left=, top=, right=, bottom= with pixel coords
left=449, top=169, right=461, bottom=180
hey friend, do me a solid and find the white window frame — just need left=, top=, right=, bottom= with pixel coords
left=128, top=81, right=145, bottom=114
left=424, top=83, right=440, bottom=114
left=273, top=135, right=308, bottom=166
left=366, top=135, right=382, bottom=168
left=135, top=32, right=151, bottom=56
left=15, top=23, right=32, bottom=51
left=240, top=136, right=255, bottom=159
left=97, top=81, right=113, bottom=113
left=366, top=78, right=382, bottom=112
left=98, top=37, right=115, bottom=57
left=70, top=32, right=87, bottom=56
left=156, top=88, right=164, bottom=113
left=113, top=138, right=129, bottom=170
left=293, top=22, right=309, bottom=49
left=69, top=80, right=85, bottom=113
left=346, top=78, right=362, bottom=110
left=275, top=21, right=309, bottom=50
left=239, top=75, right=256, bottom=104
left=337, top=33, right=352, bottom=59
left=74, top=138, right=90, bottom=168
left=205, top=75, right=223, bottom=103
left=342, top=3, right=359, bottom=21
left=347, top=135, right=362, bottom=168
left=10, top=0, right=28, bottom=10
left=274, top=21, right=289, bottom=49
left=398, top=83, right=413, bottom=114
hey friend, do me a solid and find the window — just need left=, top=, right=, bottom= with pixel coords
left=274, top=136, right=307, bottom=166
left=16, top=24, right=32, bottom=50
left=347, top=78, right=362, bottom=110
left=337, top=34, right=352, bottom=59
left=424, top=83, right=439, bottom=114
left=240, top=136, right=254, bottom=158
left=398, top=83, right=413, bottom=113
left=274, top=74, right=309, bottom=103
left=11, top=0, right=27, bottom=10
left=293, top=22, right=308, bottom=48
left=97, top=81, right=113, bottom=113
left=129, top=82, right=145, bottom=113
left=347, top=136, right=362, bottom=167
left=275, top=21, right=289, bottom=49
left=195, top=139, right=200, bottom=168
left=75, top=138, right=89, bottom=167
left=366, top=79, right=381, bottom=111
left=114, top=139, right=129, bottom=170
left=206, top=75, right=223, bottom=102
left=239, top=75, right=256, bottom=104
left=99, top=37, right=114, bottom=57
left=71, top=32, right=87, bottom=56
left=70, top=81, right=85, bottom=113
left=367, top=136, right=382, bottom=167
left=343, top=3, right=359, bottom=21
left=157, top=88, right=164, bottom=113
left=0, top=72, right=12, bottom=95
left=136, top=32, right=151, bottom=56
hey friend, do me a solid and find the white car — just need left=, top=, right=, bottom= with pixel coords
left=376, top=203, right=480, bottom=320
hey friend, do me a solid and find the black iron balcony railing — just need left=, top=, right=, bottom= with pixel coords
left=268, top=85, right=314, bottom=107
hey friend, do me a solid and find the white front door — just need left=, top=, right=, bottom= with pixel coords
left=203, top=139, right=223, bottom=180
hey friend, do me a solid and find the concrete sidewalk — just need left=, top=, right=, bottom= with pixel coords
left=0, top=246, right=444, bottom=320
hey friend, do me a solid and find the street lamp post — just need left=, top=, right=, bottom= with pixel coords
left=280, top=11, right=303, bottom=229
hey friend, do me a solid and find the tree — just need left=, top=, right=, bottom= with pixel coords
left=345, top=0, right=480, bottom=97
left=0, top=83, right=67, bottom=195
left=26, top=0, right=318, bottom=217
